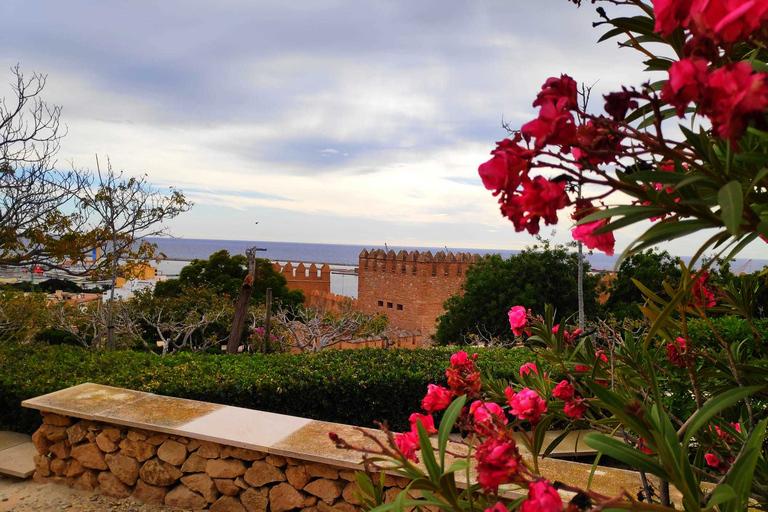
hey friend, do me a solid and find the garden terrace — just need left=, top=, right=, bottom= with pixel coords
left=22, top=383, right=684, bottom=510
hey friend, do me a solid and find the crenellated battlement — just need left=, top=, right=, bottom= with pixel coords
left=358, top=248, right=487, bottom=276
left=272, top=261, right=332, bottom=304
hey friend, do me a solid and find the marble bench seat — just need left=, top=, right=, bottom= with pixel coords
left=21, top=383, right=674, bottom=510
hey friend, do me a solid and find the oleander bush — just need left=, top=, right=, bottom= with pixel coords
left=0, top=344, right=531, bottom=434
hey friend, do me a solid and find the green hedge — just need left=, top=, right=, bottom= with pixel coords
left=0, top=345, right=532, bottom=434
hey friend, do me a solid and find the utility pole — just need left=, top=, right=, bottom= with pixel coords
left=264, top=287, right=272, bottom=353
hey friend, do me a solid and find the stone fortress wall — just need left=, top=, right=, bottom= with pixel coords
left=273, top=263, right=332, bottom=304
left=357, top=249, right=486, bottom=337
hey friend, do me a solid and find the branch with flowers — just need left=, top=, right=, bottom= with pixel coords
left=329, top=1, right=768, bottom=511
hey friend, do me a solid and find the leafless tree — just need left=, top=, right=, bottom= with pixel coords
left=78, top=158, right=192, bottom=349
left=51, top=300, right=140, bottom=349
left=274, top=306, right=387, bottom=352
left=0, top=65, right=93, bottom=271
left=137, top=304, right=227, bottom=355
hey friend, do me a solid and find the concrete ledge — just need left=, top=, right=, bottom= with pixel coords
left=22, top=383, right=674, bottom=508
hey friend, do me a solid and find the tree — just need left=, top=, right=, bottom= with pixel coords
left=275, top=305, right=388, bottom=352
left=0, top=66, right=93, bottom=271
left=602, top=249, right=682, bottom=319
left=78, top=158, right=191, bottom=350
left=132, top=287, right=232, bottom=354
left=156, top=250, right=305, bottom=308
left=51, top=299, right=139, bottom=349
left=434, top=242, right=599, bottom=346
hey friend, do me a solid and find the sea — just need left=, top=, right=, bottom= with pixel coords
left=147, top=238, right=768, bottom=300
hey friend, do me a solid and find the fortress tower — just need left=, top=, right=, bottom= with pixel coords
left=357, top=249, right=485, bottom=337
left=273, top=262, right=331, bottom=304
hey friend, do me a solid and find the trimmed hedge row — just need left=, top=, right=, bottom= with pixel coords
left=0, top=344, right=532, bottom=434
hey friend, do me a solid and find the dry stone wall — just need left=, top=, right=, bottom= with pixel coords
left=30, top=411, right=411, bottom=512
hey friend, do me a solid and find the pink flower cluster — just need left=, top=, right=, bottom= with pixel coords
left=509, top=306, right=530, bottom=336
left=394, top=412, right=437, bottom=462
left=653, top=0, right=768, bottom=45
left=666, top=337, right=688, bottom=368
left=552, top=324, right=582, bottom=345
left=662, top=59, right=768, bottom=144
left=446, top=351, right=482, bottom=397
left=691, top=271, right=717, bottom=308
left=552, top=380, right=587, bottom=419
left=506, top=387, right=547, bottom=424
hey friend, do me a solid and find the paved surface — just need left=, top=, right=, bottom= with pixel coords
left=0, top=476, right=173, bottom=512
left=0, top=432, right=35, bottom=478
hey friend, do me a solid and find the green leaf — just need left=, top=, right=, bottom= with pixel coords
left=583, top=433, right=671, bottom=480
left=438, top=394, right=466, bottom=469
left=683, top=387, right=762, bottom=445
left=704, top=484, right=736, bottom=511
left=416, top=421, right=440, bottom=483
left=718, top=181, right=744, bottom=235
left=723, top=418, right=768, bottom=512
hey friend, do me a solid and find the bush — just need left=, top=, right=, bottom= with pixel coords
left=0, top=344, right=531, bottom=434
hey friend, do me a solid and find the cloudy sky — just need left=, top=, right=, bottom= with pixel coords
left=3, top=0, right=765, bottom=260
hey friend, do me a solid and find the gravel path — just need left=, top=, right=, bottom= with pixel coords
left=0, top=476, right=175, bottom=512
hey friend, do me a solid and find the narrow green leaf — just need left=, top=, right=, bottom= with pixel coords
left=583, top=433, right=671, bottom=480
left=723, top=418, right=768, bottom=512
left=416, top=421, right=440, bottom=483
left=438, top=394, right=466, bottom=469
left=704, top=484, right=736, bottom=510
left=718, top=180, right=744, bottom=235
left=684, top=386, right=763, bottom=445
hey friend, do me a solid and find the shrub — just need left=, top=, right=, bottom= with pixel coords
left=0, top=344, right=531, bottom=434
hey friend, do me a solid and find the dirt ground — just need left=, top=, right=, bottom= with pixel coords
left=0, top=476, right=174, bottom=512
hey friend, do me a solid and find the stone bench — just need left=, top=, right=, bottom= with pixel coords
left=22, top=383, right=664, bottom=511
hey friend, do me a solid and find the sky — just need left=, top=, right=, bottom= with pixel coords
left=2, top=0, right=766, bottom=260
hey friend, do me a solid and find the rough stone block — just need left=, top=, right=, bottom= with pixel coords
left=120, top=438, right=157, bottom=461
left=66, top=421, right=89, bottom=444
left=50, top=458, right=67, bottom=476
left=42, top=413, right=72, bottom=426
left=207, top=458, right=247, bottom=479
left=39, top=423, right=68, bottom=441
left=72, top=469, right=99, bottom=491
left=33, top=455, right=51, bottom=477
left=65, top=459, right=86, bottom=478
left=98, top=470, right=132, bottom=498
left=304, top=479, right=343, bottom=504
left=286, top=465, right=311, bottom=489
left=133, top=479, right=169, bottom=505
left=211, top=495, right=247, bottom=512
left=127, top=429, right=148, bottom=441
left=105, top=451, right=141, bottom=486
left=221, top=445, right=264, bottom=461
left=158, top=439, right=188, bottom=466
left=140, top=457, right=182, bottom=486
left=214, top=478, right=241, bottom=496
left=269, top=483, right=306, bottom=512
left=342, top=481, right=360, bottom=505
left=165, top=484, right=209, bottom=510
left=182, top=472, right=219, bottom=503
left=243, top=460, right=285, bottom=487
left=181, top=453, right=208, bottom=473
left=305, top=463, right=339, bottom=480
left=197, top=441, right=222, bottom=458
left=31, top=430, right=53, bottom=455
left=146, top=433, right=169, bottom=446
left=266, top=454, right=287, bottom=467
left=49, top=441, right=71, bottom=460
left=72, top=442, right=108, bottom=470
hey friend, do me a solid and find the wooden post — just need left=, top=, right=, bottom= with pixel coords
left=264, top=287, right=272, bottom=352
left=227, top=274, right=254, bottom=354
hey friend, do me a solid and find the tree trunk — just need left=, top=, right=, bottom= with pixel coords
left=227, top=274, right=254, bottom=353
left=577, top=241, right=585, bottom=330
left=263, top=287, right=272, bottom=353
left=106, top=238, right=118, bottom=350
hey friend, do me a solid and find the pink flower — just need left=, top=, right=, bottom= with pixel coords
left=520, top=362, right=539, bottom=378
left=479, top=134, right=534, bottom=193
left=502, top=177, right=570, bottom=235
left=572, top=219, right=615, bottom=256
left=574, top=118, right=624, bottom=165
left=689, top=0, right=768, bottom=44
left=564, top=399, right=587, bottom=420
left=666, top=337, right=688, bottom=368
left=533, top=75, right=579, bottom=111
left=662, top=58, right=709, bottom=117
left=446, top=352, right=482, bottom=397
left=485, top=504, right=510, bottom=512
left=553, top=325, right=582, bottom=345
left=421, top=384, right=452, bottom=413
left=639, top=438, right=654, bottom=455
left=652, top=0, right=695, bottom=36
left=509, top=306, right=529, bottom=336
left=470, top=401, right=509, bottom=434
left=714, top=423, right=741, bottom=443
left=508, top=388, right=548, bottom=423
left=521, top=480, right=563, bottom=512
left=702, top=63, right=768, bottom=144
left=451, top=351, right=470, bottom=368
left=395, top=431, right=419, bottom=462
left=408, top=413, right=437, bottom=435
left=552, top=380, right=575, bottom=401
left=691, top=271, right=717, bottom=308
left=475, top=436, right=523, bottom=492
left=574, top=364, right=590, bottom=372
left=596, top=351, right=609, bottom=364
left=705, top=452, right=732, bottom=471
